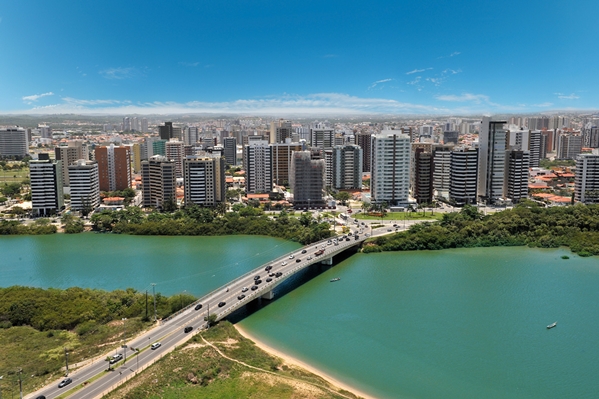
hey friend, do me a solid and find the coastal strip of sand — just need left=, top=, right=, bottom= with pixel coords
left=235, top=324, right=377, bottom=399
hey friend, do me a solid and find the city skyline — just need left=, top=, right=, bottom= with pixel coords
left=2, top=0, right=598, bottom=115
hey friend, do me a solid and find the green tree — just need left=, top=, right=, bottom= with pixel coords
left=336, top=191, right=351, bottom=206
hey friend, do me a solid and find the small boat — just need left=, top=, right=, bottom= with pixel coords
left=547, top=322, right=557, bottom=329
left=330, top=278, right=341, bottom=282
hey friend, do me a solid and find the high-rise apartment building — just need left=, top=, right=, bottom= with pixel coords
left=94, top=144, right=131, bottom=192
left=450, top=147, right=478, bottom=206
left=504, top=150, right=530, bottom=203
left=557, top=134, right=582, bottom=160
left=30, top=155, right=64, bottom=216
left=243, top=140, right=273, bottom=194
left=332, top=145, right=363, bottom=190
left=270, top=119, right=293, bottom=144
left=0, top=126, right=29, bottom=159
left=183, top=155, right=226, bottom=207
left=130, top=143, right=142, bottom=173
left=165, top=140, right=185, bottom=178
left=55, top=140, right=89, bottom=186
left=141, top=118, right=148, bottom=133
left=184, top=126, right=199, bottom=146
left=68, top=160, right=100, bottom=212
left=371, top=130, right=411, bottom=206
left=141, top=155, right=176, bottom=208
left=38, top=124, right=52, bottom=139
left=575, top=149, right=599, bottom=204
left=271, top=142, right=304, bottom=186
left=223, top=137, right=237, bottom=166
left=432, top=145, right=453, bottom=200
left=159, top=122, right=173, bottom=140
left=412, top=147, right=433, bottom=204
left=528, top=130, right=542, bottom=168
left=356, top=132, right=372, bottom=173
left=478, top=117, right=507, bottom=204
left=310, top=122, right=334, bottom=149
left=152, top=140, right=167, bottom=156
left=443, top=131, right=459, bottom=145
left=290, top=151, right=325, bottom=208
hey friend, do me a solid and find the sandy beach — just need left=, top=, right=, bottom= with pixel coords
left=235, top=325, right=378, bottom=399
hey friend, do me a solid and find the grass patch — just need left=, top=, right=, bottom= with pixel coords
left=354, top=211, right=443, bottom=221
left=103, top=321, right=359, bottom=399
left=0, top=167, right=29, bottom=183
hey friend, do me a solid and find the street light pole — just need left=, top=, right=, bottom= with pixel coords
left=151, top=283, right=157, bottom=323
left=122, top=318, right=127, bottom=364
left=64, top=347, right=69, bottom=376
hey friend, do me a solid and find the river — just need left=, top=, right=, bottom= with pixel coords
left=1, top=235, right=598, bottom=398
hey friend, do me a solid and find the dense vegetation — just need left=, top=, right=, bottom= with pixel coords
left=364, top=202, right=599, bottom=256
left=105, top=321, right=358, bottom=399
left=0, top=286, right=196, bottom=394
left=0, top=218, right=57, bottom=234
left=91, top=205, right=333, bottom=245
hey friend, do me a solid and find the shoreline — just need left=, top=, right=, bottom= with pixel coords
left=235, top=324, right=377, bottom=399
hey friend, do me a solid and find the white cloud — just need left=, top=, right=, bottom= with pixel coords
left=407, top=76, right=422, bottom=85
left=22, top=92, right=54, bottom=103
left=61, top=97, right=128, bottom=106
left=368, top=78, right=393, bottom=89
left=99, top=67, right=137, bottom=80
left=406, top=68, right=432, bottom=75
left=179, top=62, right=199, bottom=67
left=534, top=102, right=553, bottom=107
left=555, top=93, right=579, bottom=100
left=435, top=93, right=490, bottom=103
left=438, top=51, right=461, bottom=59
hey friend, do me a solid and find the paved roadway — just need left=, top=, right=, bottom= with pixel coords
left=28, top=223, right=420, bottom=399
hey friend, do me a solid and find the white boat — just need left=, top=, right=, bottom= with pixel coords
left=330, top=277, right=341, bottom=282
left=547, top=321, right=557, bottom=329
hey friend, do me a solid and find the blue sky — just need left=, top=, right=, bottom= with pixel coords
left=1, top=0, right=597, bottom=115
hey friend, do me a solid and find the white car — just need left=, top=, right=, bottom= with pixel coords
left=151, top=342, right=162, bottom=350
left=241, top=287, right=248, bottom=292
left=289, top=255, right=294, bottom=259
left=307, top=256, right=312, bottom=260
left=282, top=261, right=287, bottom=266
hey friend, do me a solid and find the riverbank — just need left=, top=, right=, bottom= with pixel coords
left=235, top=324, right=377, bottom=399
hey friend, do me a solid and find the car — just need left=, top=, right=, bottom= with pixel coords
left=346, top=238, right=351, bottom=241
left=301, top=249, right=307, bottom=254
left=58, top=378, right=72, bottom=388
left=255, top=279, right=262, bottom=284
left=282, top=261, right=287, bottom=266
left=238, top=294, right=246, bottom=300
left=393, top=224, right=398, bottom=227
left=184, top=326, right=193, bottom=333
left=109, top=353, right=123, bottom=364
left=251, top=285, right=259, bottom=291
left=361, top=222, right=365, bottom=225
left=35, top=396, right=46, bottom=399
left=194, top=303, right=203, bottom=311
left=218, top=301, right=226, bottom=307
left=289, top=255, right=294, bottom=259
left=296, top=258, right=301, bottom=263
left=275, top=272, right=283, bottom=277
left=348, top=232, right=353, bottom=236
left=151, top=342, right=162, bottom=350
left=265, top=265, right=272, bottom=271
left=387, top=229, right=392, bottom=232
left=254, top=275, right=260, bottom=280
left=269, top=273, right=275, bottom=277
left=241, top=287, right=248, bottom=292
left=266, top=277, right=272, bottom=282
left=307, top=256, right=312, bottom=260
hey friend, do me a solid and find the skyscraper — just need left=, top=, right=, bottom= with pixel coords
left=141, top=155, right=176, bottom=208
left=412, top=147, right=433, bottom=204
left=290, top=151, right=325, bottom=209
left=449, top=147, right=478, bottom=206
left=94, top=144, right=131, bottom=192
left=271, top=142, right=304, bottom=186
left=432, top=145, right=453, bottom=200
left=575, top=149, right=599, bottom=204
left=478, top=117, right=507, bottom=204
left=310, top=122, right=334, bottom=149
left=223, top=137, right=237, bottom=166
left=165, top=140, right=185, bottom=178
left=504, top=150, right=530, bottom=203
left=68, top=160, right=100, bottom=212
left=159, top=122, right=173, bottom=140
left=371, top=130, right=411, bottom=206
left=183, top=155, right=226, bottom=207
left=557, top=134, right=582, bottom=160
left=55, top=140, right=89, bottom=187
left=30, top=155, right=64, bottom=216
left=356, top=132, right=372, bottom=172
left=332, top=145, right=363, bottom=190
left=0, top=126, right=29, bottom=159
left=243, top=140, right=273, bottom=194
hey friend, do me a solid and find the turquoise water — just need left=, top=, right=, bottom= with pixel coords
left=0, top=234, right=300, bottom=296
left=239, top=247, right=599, bottom=399
left=2, top=235, right=598, bottom=398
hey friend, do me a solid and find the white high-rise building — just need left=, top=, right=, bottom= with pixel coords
left=166, top=140, right=185, bottom=178
left=243, top=140, right=272, bottom=194
left=478, top=117, right=507, bottom=204
left=449, top=147, right=478, bottom=206
left=184, top=126, right=199, bottom=146
left=30, top=156, right=64, bottom=216
left=0, top=127, right=29, bottom=159
left=141, top=118, right=148, bottom=133
left=332, top=145, right=363, bottom=190
left=310, top=122, right=334, bottom=149
left=432, top=145, right=453, bottom=200
left=68, top=160, right=100, bottom=212
left=371, top=130, right=411, bottom=206
left=575, top=149, right=599, bottom=204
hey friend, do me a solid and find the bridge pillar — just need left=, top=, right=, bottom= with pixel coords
left=261, top=290, right=275, bottom=300
left=321, top=257, right=333, bottom=265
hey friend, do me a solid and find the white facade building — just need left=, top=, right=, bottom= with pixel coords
left=68, top=160, right=100, bottom=212
left=30, top=158, right=64, bottom=216
left=0, top=127, right=29, bottom=158
left=243, top=140, right=272, bottom=194
left=371, top=130, right=411, bottom=206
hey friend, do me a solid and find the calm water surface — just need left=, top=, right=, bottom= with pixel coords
left=239, top=247, right=599, bottom=399
left=0, top=234, right=300, bottom=296
left=2, top=235, right=598, bottom=398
